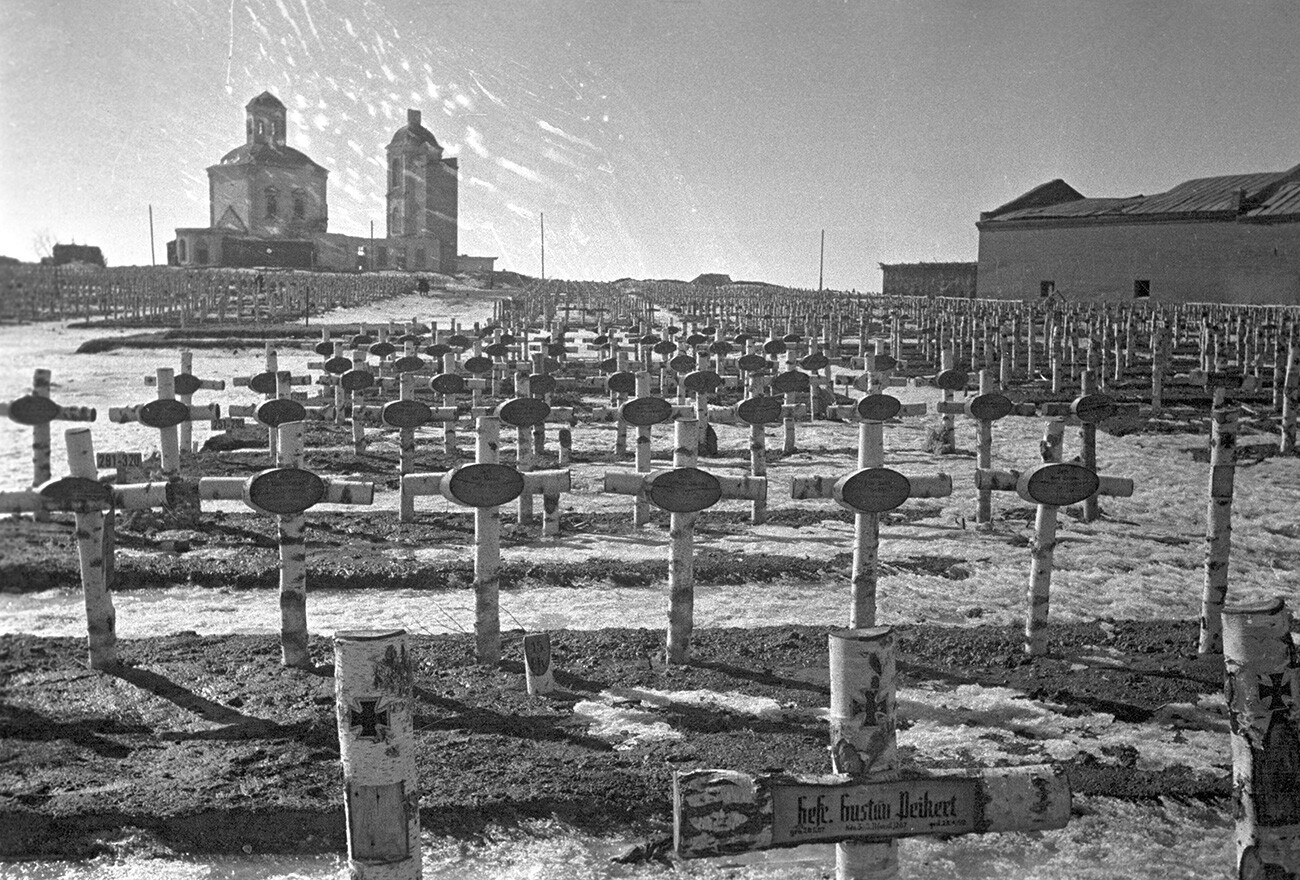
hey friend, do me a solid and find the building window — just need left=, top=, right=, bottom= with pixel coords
left=177, top=239, right=187, bottom=262
left=1134, top=279, right=1150, bottom=299
left=293, top=191, right=305, bottom=219
left=265, top=189, right=278, bottom=218
left=390, top=158, right=401, bottom=189
left=196, top=242, right=209, bottom=264
left=1039, top=281, right=1055, bottom=299
left=414, top=248, right=426, bottom=268
left=256, top=120, right=264, bottom=137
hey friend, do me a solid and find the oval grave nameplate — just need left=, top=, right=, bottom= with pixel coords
left=857, top=394, right=902, bottom=422
left=7, top=394, right=61, bottom=426
left=782, top=333, right=803, bottom=344
left=39, top=476, right=113, bottom=511
left=498, top=333, right=517, bottom=345
left=484, top=343, right=511, bottom=359
left=653, top=340, right=678, bottom=356
left=442, top=463, right=525, bottom=508
left=425, top=343, right=452, bottom=359
left=736, top=395, right=784, bottom=426
left=396, top=333, right=424, bottom=345
left=341, top=369, right=374, bottom=392
left=246, top=467, right=326, bottom=516
left=648, top=467, right=722, bottom=513
left=709, top=340, right=734, bottom=356
left=683, top=370, right=724, bottom=394
left=934, top=369, right=969, bottom=392
left=538, top=357, right=561, bottom=374
left=463, top=355, right=494, bottom=375
left=248, top=371, right=279, bottom=396
left=871, top=354, right=898, bottom=372
left=834, top=467, right=912, bottom=513
left=966, top=393, right=1013, bottom=422
left=592, top=334, right=610, bottom=348
left=497, top=397, right=551, bottom=427
left=393, top=355, right=426, bottom=374
left=172, top=373, right=202, bottom=397
left=737, top=354, right=771, bottom=373
left=139, top=398, right=193, bottom=430
left=546, top=342, right=567, bottom=357
left=447, top=334, right=472, bottom=351
left=383, top=399, right=433, bottom=429
left=1072, top=393, right=1117, bottom=424
left=324, top=356, right=353, bottom=375
left=669, top=354, right=697, bottom=374
left=639, top=334, right=660, bottom=346
left=621, top=396, right=673, bottom=427
left=599, top=357, right=621, bottom=373
left=762, top=339, right=788, bottom=355
left=369, top=341, right=397, bottom=359
left=606, top=371, right=637, bottom=396
left=350, top=334, right=375, bottom=347
left=429, top=373, right=467, bottom=395
left=1016, top=462, right=1100, bottom=507
left=314, top=341, right=334, bottom=356
left=733, top=333, right=753, bottom=346
left=771, top=370, right=811, bottom=394
left=665, top=325, right=681, bottom=336
left=256, top=398, right=306, bottom=428
left=528, top=373, right=557, bottom=396
left=799, top=353, right=830, bottom=372
left=685, top=333, right=709, bottom=347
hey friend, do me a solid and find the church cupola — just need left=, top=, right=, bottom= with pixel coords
left=246, top=91, right=287, bottom=147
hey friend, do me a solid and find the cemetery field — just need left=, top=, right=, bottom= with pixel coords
left=0, top=390, right=1296, bottom=870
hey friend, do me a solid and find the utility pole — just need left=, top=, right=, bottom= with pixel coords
left=369, top=220, right=375, bottom=271
left=148, top=204, right=156, bottom=266
left=541, top=212, right=546, bottom=280
left=818, top=228, right=824, bottom=291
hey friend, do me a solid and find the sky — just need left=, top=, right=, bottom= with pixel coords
left=3, top=1, right=1300, bottom=291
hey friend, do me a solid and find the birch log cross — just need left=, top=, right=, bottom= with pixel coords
left=0, top=368, right=96, bottom=522
left=791, top=393, right=951, bottom=628
left=400, top=415, right=570, bottom=664
left=602, top=418, right=766, bottom=664
left=1199, top=407, right=1239, bottom=656
left=142, top=350, right=226, bottom=455
left=934, top=369, right=1030, bottom=524
left=0, top=427, right=171, bottom=669
left=110, top=367, right=221, bottom=477
left=232, top=345, right=312, bottom=461
left=198, top=422, right=374, bottom=669
left=706, top=393, right=790, bottom=524
left=976, top=420, right=1136, bottom=656
left=604, top=375, right=695, bottom=527
left=673, top=626, right=1071, bottom=877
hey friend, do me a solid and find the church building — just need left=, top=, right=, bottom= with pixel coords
left=169, top=92, right=467, bottom=274
left=976, top=165, right=1300, bottom=303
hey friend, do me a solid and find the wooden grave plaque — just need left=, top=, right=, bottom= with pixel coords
left=733, top=333, right=753, bottom=346
left=800, top=353, right=831, bottom=372
left=708, top=340, right=733, bottom=356
left=441, top=463, right=525, bottom=508
left=497, top=397, right=551, bottom=427
left=738, top=353, right=772, bottom=373
left=871, top=354, right=898, bottom=372
left=685, top=333, right=709, bottom=347
left=446, top=334, right=471, bottom=351
left=834, top=467, right=912, bottom=513
left=383, top=399, right=433, bottom=429
left=429, top=373, right=467, bottom=395
left=369, top=341, right=397, bottom=359
left=425, top=343, right=452, bottom=359
left=648, top=467, right=723, bottom=513
left=966, top=393, right=1013, bottom=421
left=172, top=373, right=203, bottom=396
left=621, top=396, right=673, bottom=427
left=762, top=339, right=788, bottom=355
left=341, top=369, right=374, bottom=392
left=606, top=371, right=638, bottom=395
left=139, top=398, right=198, bottom=430
left=782, top=332, right=802, bottom=344
left=248, top=371, right=279, bottom=395
left=669, top=354, right=697, bottom=374
left=599, top=356, right=621, bottom=373
left=771, top=370, right=811, bottom=394
left=324, top=356, right=354, bottom=375
left=392, top=355, right=426, bottom=374
left=736, top=395, right=784, bottom=426
left=246, top=467, right=327, bottom=516
left=934, top=369, right=969, bottom=392
left=640, top=333, right=662, bottom=346
left=1071, top=393, right=1116, bottom=424
left=528, top=373, right=557, bottom=396
left=484, top=343, right=511, bottom=359
left=314, top=341, right=334, bottom=356
left=591, top=334, right=611, bottom=348
left=256, top=398, right=307, bottom=428
left=652, top=340, right=678, bottom=356
left=1016, top=462, right=1100, bottom=506
left=682, top=371, right=724, bottom=394
left=351, top=333, right=375, bottom=347
left=7, top=394, right=63, bottom=426
left=545, top=342, right=566, bottom=357
left=857, top=394, right=901, bottom=422
left=38, top=476, right=114, bottom=511
left=463, top=355, right=494, bottom=375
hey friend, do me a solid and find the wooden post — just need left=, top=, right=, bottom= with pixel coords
left=67, top=428, right=117, bottom=670
left=475, top=416, right=504, bottom=666
left=1280, top=338, right=1299, bottom=455
left=1200, top=407, right=1238, bottom=655
left=634, top=371, right=653, bottom=527
left=334, top=629, right=420, bottom=880
left=668, top=418, right=699, bottom=664
left=32, top=368, right=52, bottom=522
left=1222, top=598, right=1300, bottom=880
left=1080, top=370, right=1100, bottom=523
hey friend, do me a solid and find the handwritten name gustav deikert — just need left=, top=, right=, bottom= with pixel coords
left=795, top=788, right=963, bottom=829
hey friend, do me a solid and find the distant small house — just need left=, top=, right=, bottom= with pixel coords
left=879, top=262, right=977, bottom=299
left=46, top=244, right=106, bottom=267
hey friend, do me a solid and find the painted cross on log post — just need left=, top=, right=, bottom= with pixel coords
left=0, top=427, right=172, bottom=669
left=602, top=418, right=765, bottom=664
left=0, top=369, right=96, bottom=522
left=400, top=415, right=571, bottom=665
left=791, top=393, right=950, bottom=628
left=673, top=626, right=1071, bottom=877
left=976, top=420, right=1135, bottom=656
left=198, top=421, right=374, bottom=668
left=110, top=368, right=220, bottom=476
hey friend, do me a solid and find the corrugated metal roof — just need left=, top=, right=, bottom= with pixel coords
left=1120, top=172, right=1280, bottom=215
left=1247, top=181, right=1300, bottom=218
left=992, top=197, right=1139, bottom=222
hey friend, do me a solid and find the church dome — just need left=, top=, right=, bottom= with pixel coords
left=218, top=142, right=325, bottom=170
left=388, top=109, right=442, bottom=151
left=246, top=90, right=285, bottom=110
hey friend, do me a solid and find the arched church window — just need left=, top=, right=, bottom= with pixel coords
left=256, top=120, right=265, bottom=137
left=266, top=189, right=278, bottom=218
left=390, top=158, right=401, bottom=189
